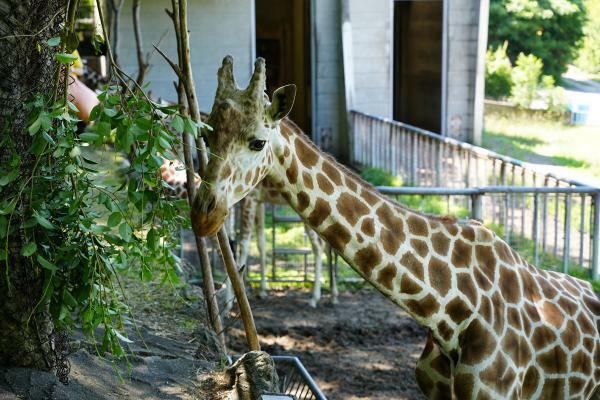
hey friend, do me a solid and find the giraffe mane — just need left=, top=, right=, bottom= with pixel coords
left=280, top=118, right=458, bottom=225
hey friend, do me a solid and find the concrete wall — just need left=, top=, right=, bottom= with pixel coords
left=118, top=0, right=254, bottom=111
left=444, top=0, right=481, bottom=142
left=348, top=0, right=393, bottom=118
left=313, top=0, right=346, bottom=158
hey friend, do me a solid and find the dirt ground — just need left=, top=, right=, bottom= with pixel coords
left=227, top=288, right=428, bottom=400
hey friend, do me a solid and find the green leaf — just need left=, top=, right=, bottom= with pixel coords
left=21, top=242, right=37, bottom=257
left=0, top=215, right=7, bottom=239
left=107, top=212, right=122, bottom=228
left=0, top=250, right=6, bottom=261
left=158, top=135, right=172, bottom=150
left=34, top=213, right=55, bottom=230
left=80, top=132, right=99, bottom=143
left=119, top=223, right=132, bottom=242
left=183, top=117, right=197, bottom=137
left=55, top=53, right=78, bottom=64
left=47, top=36, right=61, bottom=47
left=28, top=117, right=42, bottom=135
left=171, top=115, right=184, bottom=134
left=0, top=169, right=18, bottom=186
left=37, top=255, right=58, bottom=271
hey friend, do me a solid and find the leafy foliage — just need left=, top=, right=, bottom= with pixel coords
left=488, top=0, right=586, bottom=80
left=486, top=42, right=513, bottom=99
left=510, top=53, right=544, bottom=107
left=575, top=0, right=600, bottom=74
left=1, top=79, right=199, bottom=356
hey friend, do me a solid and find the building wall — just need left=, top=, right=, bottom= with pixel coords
left=348, top=0, right=393, bottom=118
left=118, top=0, right=254, bottom=111
left=313, top=0, right=346, bottom=158
left=444, top=0, right=482, bottom=142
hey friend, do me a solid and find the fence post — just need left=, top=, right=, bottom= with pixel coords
left=533, top=193, right=540, bottom=266
left=591, top=193, right=600, bottom=280
left=471, top=193, right=483, bottom=221
left=562, top=193, right=572, bottom=274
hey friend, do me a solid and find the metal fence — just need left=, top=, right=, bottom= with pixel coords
left=351, top=110, right=591, bottom=189
left=378, top=186, right=600, bottom=280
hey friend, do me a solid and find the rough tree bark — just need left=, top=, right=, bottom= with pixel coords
left=0, top=0, right=68, bottom=369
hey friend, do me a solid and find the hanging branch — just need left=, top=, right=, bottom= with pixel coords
left=132, top=0, right=149, bottom=85
left=160, top=0, right=260, bottom=351
left=106, top=0, right=124, bottom=65
left=165, top=0, right=226, bottom=347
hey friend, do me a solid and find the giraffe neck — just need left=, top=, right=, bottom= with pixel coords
left=268, top=126, right=480, bottom=348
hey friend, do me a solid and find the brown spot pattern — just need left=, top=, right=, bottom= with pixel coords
left=431, top=232, right=450, bottom=256
left=428, top=257, right=451, bottom=297
left=408, top=215, right=428, bottom=236
left=400, top=252, right=424, bottom=280
left=406, top=294, right=439, bottom=319
left=316, top=173, right=334, bottom=195
left=452, top=239, right=472, bottom=269
left=360, top=218, right=375, bottom=236
left=295, top=137, right=319, bottom=167
left=302, top=172, right=314, bottom=189
left=297, top=191, right=310, bottom=212
left=411, top=239, right=428, bottom=258
left=336, top=193, right=369, bottom=226
left=322, top=223, right=352, bottom=252
left=322, top=161, right=342, bottom=185
left=307, top=199, right=331, bottom=227
left=355, top=245, right=382, bottom=277
left=377, top=264, right=397, bottom=290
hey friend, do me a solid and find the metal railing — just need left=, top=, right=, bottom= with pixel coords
left=351, top=110, right=593, bottom=189
left=378, top=186, right=600, bottom=280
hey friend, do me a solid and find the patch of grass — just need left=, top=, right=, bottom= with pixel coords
left=483, top=111, right=600, bottom=183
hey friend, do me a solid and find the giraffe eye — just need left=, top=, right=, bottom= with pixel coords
left=248, top=139, right=266, bottom=151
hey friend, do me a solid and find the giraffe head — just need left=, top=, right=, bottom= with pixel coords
left=192, top=56, right=296, bottom=237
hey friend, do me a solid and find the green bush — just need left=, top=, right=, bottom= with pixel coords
left=576, top=0, right=600, bottom=74
left=486, top=42, right=513, bottom=99
left=509, top=53, right=568, bottom=112
left=489, top=0, right=586, bottom=80
left=360, top=167, right=402, bottom=187
left=510, top=53, right=544, bottom=107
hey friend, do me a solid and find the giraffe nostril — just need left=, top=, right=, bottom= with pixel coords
left=205, top=196, right=217, bottom=214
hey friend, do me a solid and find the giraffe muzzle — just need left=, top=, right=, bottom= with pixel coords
left=191, top=200, right=229, bottom=237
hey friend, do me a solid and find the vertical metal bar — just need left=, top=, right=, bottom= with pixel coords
left=271, top=203, right=277, bottom=281
left=542, top=176, right=549, bottom=253
left=411, top=133, right=417, bottom=184
left=591, top=193, right=600, bottom=280
left=579, top=194, right=586, bottom=266
left=471, top=193, right=483, bottom=221
left=521, top=168, right=526, bottom=238
left=533, top=193, right=540, bottom=266
left=554, top=180, right=560, bottom=257
left=563, top=193, right=572, bottom=274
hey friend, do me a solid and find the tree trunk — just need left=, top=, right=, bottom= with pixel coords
left=0, top=0, right=68, bottom=370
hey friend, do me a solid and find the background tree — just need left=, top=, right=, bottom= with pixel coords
left=0, top=0, right=68, bottom=370
left=488, top=0, right=586, bottom=80
left=576, top=0, right=600, bottom=74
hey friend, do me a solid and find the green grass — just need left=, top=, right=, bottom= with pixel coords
left=483, top=111, right=600, bottom=184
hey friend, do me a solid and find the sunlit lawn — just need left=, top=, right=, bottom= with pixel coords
left=483, top=111, right=600, bottom=185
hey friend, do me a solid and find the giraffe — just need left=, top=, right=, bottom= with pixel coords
left=191, top=56, right=600, bottom=399
left=159, top=156, right=329, bottom=308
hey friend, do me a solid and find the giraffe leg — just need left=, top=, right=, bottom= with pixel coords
left=415, top=332, right=452, bottom=400
left=237, top=196, right=257, bottom=275
left=305, top=226, right=323, bottom=308
left=327, top=245, right=339, bottom=305
left=255, top=201, right=268, bottom=299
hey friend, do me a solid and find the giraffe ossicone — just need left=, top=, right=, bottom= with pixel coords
left=193, top=56, right=600, bottom=399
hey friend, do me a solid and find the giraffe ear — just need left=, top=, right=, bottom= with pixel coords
left=267, top=84, right=296, bottom=122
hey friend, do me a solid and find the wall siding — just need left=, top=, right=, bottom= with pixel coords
left=313, top=0, right=345, bottom=158
left=445, top=0, right=481, bottom=141
left=118, top=0, right=254, bottom=112
left=348, top=0, right=392, bottom=118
